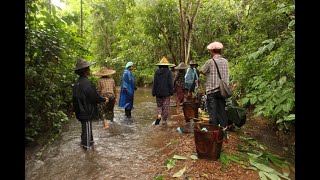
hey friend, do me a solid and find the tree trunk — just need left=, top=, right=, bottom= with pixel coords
left=179, top=0, right=201, bottom=64
left=179, top=0, right=185, bottom=64
left=80, top=0, right=83, bottom=36
left=48, top=0, right=51, bottom=14
left=185, top=0, right=201, bottom=64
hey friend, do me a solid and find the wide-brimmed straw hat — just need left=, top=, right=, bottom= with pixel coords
left=207, top=42, right=223, bottom=50
left=155, top=57, right=172, bottom=66
left=189, top=60, right=198, bottom=66
left=175, top=62, right=188, bottom=70
left=74, top=58, right=96, bottom=70
left=170, top=64, right=176, bottom=68
left=92, top=67, right=116, bottom=76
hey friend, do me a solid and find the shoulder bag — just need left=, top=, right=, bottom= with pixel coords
left=212, top=58, right=232, bottom=98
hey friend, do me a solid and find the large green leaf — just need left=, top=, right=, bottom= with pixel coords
left=172, top=166, right=186, bottom=178
left=219, top=153, right=230, bottom=166
left=189, top=154, right=198, bottom=160
left=258, top=171, right=268, bottom=180
left=262, top=171, right=281, bottom=180
left=284, top=114, right=295, bottom=121
left=249, top=159, right=290, bottom=180
left=250, top=159, right=276, bottom=172
left=173, top=155, right=188, bottom=160
left=164, top=158, right=176, bottom=170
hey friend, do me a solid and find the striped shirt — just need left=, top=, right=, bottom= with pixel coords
left=96, top=77, right=117, bottom=99
left=200, top=55, right=229, bottom=95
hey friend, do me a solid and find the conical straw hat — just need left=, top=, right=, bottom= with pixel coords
left=189, top=60, right=198, bottom=66
left=92, top=67, right=116, bottom=76
left=155, top=57, right=172, bottom=66
left=175, top=62, right=188, bottom=70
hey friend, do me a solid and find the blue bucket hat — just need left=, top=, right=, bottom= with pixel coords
left=125, top=62, right=133, bottom=69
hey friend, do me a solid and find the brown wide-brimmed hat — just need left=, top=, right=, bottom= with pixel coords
left=92, top=67, right=116, bottom=76
left=170, top=64, right=176, bottom=68
left=74, top=58, right=96, bottom=71
left=189, top=60, right=198, bottom=66
left=175, top=62, right=188, bottom=70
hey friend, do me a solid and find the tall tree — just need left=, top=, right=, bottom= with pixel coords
left=80, top=0, right=83, bottom=36
left=178, top=0, right=201, bottom=64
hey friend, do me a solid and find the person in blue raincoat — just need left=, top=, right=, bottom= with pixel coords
left=118, top=61, right=137, bottom=118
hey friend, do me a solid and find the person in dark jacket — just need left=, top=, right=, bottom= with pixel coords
left=152, top=57, right=174, bottom=125
left=72, top=58, right=107, bottom=151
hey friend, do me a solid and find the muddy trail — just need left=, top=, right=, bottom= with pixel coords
left=25, top=87, right=295, bottom=180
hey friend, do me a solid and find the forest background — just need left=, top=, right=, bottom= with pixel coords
left=25, top=0, right=295, bottom=154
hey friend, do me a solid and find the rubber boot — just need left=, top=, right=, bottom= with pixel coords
left=128, top=110, right=131, bottom=118
left=125, top=109, right=129, bottom=118
left=125, top=109, right=132, bottom=118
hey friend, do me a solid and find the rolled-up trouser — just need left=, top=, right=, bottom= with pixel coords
left=156, top=96, right=170, bottom=121
left=98, top=93, right=116, bottom=121
left=80, top=119, right=94, bottom=149
left=206, top=91, right=228, bottom=128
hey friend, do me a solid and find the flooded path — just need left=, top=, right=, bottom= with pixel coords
left=25, top=87, right=295, bottom=180
left=25, top=87, right=181, bottom=180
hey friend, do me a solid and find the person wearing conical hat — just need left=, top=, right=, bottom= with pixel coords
left=118, top=61, right=137, bottom=119
left=72, top=58, right=107, bottom=151
left=189, top=60, right=200, bottom=77
left=199, top=41, right=230, bottom=140
left=92, top=67, right=117, bottom=128
left=152, top=57, right=174, bottom=125
left=173, top=62, right=188, bottom=114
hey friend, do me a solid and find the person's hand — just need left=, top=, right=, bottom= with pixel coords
left=195, top=80, right=199, bottom=89
left=104, top=97, right=109, bottom=103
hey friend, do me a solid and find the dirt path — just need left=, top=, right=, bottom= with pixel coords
left=25, top=88, right=295, bottom=180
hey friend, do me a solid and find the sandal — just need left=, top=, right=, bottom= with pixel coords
left=155, top=115, right=161, bottom=125
left=155, top=118, right=161, bottom=125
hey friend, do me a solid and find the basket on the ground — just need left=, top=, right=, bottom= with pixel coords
left=193, top=122, right=223, bottom=160
left=183, top=96, right=199, bottom=122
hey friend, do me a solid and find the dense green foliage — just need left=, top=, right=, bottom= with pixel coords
left=25, top=0, right=89, bottom=143
left=25, top=0, right=295, bottom=145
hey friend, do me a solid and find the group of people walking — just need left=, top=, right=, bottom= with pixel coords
left=72, top=41, right=230, bottom=150
left=72, top=60, right=136, bottom=150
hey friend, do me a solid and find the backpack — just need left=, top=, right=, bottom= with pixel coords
left=226, top=98, right=246, bottom=127
left=184, top=68, right=198, bottom=90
